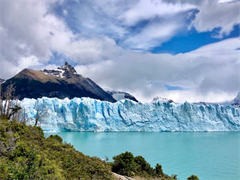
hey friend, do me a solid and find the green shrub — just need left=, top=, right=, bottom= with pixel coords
left=47, top=135, right=63, bottom=143
left=112, top=151, right=136, bottom=176
left=187, top=175, right=199, bottom=180
left=112, top=151, right=173, bottom=179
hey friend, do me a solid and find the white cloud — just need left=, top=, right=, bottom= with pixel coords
left=47, top=0, right=239, bottom=52
left=119, top=0, right=195, bottom=26
left=0, top=0, right=119, bottom=78
left=75, top=38, right=240, bottom=103
left=218, top=0, right=240, bottom=4
left=61, top=0, right=195, bottom=50
left=17, top=56, right=42, bottom=70
left=0, top=0, right=62, bottom=77
left=192, top=0, right=240, bottom=35
left=1, top=0, right=240, bottom=103
left=122, top=20, right=181, bottom=50
left=62, top=0, right=128, bottom=39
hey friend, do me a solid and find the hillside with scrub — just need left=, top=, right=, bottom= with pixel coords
left=0, top=118, right=190, bottom=179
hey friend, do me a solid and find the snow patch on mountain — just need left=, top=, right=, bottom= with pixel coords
left=107, top=91, right=138, bottom=102
left=152, top=97, right=174, bottom=103
left=42, top=62, right=78, bottom=79
left=232, top=92, right=240, bottom=105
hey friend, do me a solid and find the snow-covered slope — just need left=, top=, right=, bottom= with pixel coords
left=232, top=92, right=240, bottom=106
left=19, top=97, right=240, bottom=132
left=107, top=91, right=138, bottom=102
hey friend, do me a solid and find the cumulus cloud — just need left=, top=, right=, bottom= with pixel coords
left=0, top=0, right=118, bottom=78
left=119, top=0, right=195, bottom=26
left=57, top=0, right=129, bottom=39
left=192, top=0, right=240, bottom=35
left=218, top=0, right=240, bottom=4
left=122, top=20, right=182, bottom=50
left=0, top=0, right=240, bottom=103
left=75, top=38, right=240, bottom=103
left=59, top=0, right=196, bottom=50
left=59, top=0, right=239, bottom=50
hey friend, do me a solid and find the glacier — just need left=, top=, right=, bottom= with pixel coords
left=18, top=97, right=240, bottom=132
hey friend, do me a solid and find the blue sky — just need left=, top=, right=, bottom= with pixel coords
left=0, top=0, right=240, bottom=102
left=153, top=25, right=240, bottom=54
left=51, top=0, right=240, bottom=54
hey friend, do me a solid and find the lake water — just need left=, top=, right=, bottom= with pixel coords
left=49, top=132, right=240, bottom=180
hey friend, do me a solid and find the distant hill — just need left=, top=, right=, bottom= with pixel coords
left=107, top=91, right=138, bottom=102
left=1, top=62, right=116, bottom=102
left=232, top=92, right=240, bottom=106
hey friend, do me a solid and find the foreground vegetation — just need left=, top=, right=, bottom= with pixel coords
left=0, top=85, right=199, bottom=179
left=0, top=118, right=113, bottom=179
left=0, top=118, right=198, bottom=179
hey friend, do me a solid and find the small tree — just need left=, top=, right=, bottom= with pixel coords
left=155, top=163, right=164, bottom=176
left=8, top=104, right=22, bottom=120
left=0, top=83, right=21, bottom=120
left=3, top=84, right=15, bottom=118
left=0, top=83, right=2, bottom=115
left=34, top=101, right=47, bottom=126
left=21, top=108, right=26, bottom=124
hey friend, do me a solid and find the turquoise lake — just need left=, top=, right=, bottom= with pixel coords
left=50, top=132, right=240, bottom=180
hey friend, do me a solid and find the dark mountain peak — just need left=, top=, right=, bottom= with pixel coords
left=17, top=68, right=41, bottom=77
left=60, top=62, right=77, bottom=75
left=232, top=92, right=240, bottom=105
left=14, top=68, right=58, bottom=83
left=1, top=62, right=116, bottom=102
left=42, top=62, right=78, bottom=79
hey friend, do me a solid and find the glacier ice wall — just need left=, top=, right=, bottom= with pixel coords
left=19, top=97, right=240, bottom=132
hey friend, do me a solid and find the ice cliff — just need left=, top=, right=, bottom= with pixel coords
left=19, top=97, right=240, bottom=132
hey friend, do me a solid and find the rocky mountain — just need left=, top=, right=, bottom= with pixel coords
left=107, top=91, right=138, bottom=102
left=152, top=96, right=174, bottom=103
left=232, top=92, right=240, bottom=106
left=1, top=62, right=116, bottom=102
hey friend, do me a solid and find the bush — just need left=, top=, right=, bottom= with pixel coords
left=155, top=163, right=164, bottom=176
left=188, top=175, right=199, bottom=180
left=134, top=155, right=153, bottom=174
left=112, top=151, right=173, bottom=179
left=112, top=151, right=136, bottom=176
left=47, top=135, right=63, bottom=143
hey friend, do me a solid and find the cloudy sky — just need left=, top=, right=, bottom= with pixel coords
left=0, top=0, right=240, bottom=102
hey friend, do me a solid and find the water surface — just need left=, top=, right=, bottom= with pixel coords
left=48, top=132, right=240, bottom=180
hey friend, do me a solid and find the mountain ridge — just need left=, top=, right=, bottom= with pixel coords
left=107, top=90, right=138, bottom=102
left=1, top=62, right=116, bottom=102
